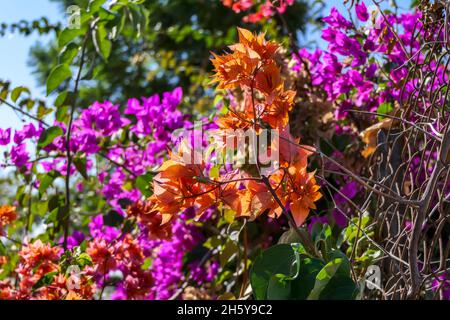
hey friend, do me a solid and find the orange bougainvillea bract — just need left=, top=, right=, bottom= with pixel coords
left=148, top=28, right=321, bottom=227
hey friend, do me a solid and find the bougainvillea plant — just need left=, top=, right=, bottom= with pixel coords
left=0, top=0, right=448, bottom=300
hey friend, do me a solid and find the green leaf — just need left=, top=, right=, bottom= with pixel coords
left=209, top=165, right=220, bottom=179
left=32, top=272, right=58, bottom=291
left=47, top=195, right=61, bottom=213
left=328, top=250, right=352, bottom=276
left=267, top=277, right=292, bottom=299
left=213, top=94, right=223, bottom=108
left=98, top=7, right=117, bottom=21
left=88, top=0, right=107, bottom=13
left=250, top=244, right=298, bottom=300
left=318, top=275, right=359, bottom=300
left=38, top=171, right=59, bottom=194
left=54, top=91, right=69, bottom=121
left=266, top=244, right=304, bottom=299
left=219, top=240, right=238, bottom=268
left=37, top=201, right=48, bottom=216
left=128, top=3, right=147, bottom=37
left=251, top=244, right=327, bottom=300
left=55, top=105, right=69, bottom=123
left=59, top=43, right=79, bottom=65
left=37, top=104, right=53, bottom=119
left=58, top=28, right=85, bottom=48
left=135, top=173, right=154, bottom=197
left=377, top=102, right=393, bottom=121
left=93, top=23, right=111, bottom=61
left=73, top=155, right=89, bottom=180
left=0, top=241, right=7, bottom=256
left=312, top=223, right=333, bottom=259
left=288, top=257, right=327, bottom=299
left=46, top=64, right=72, bottom=96
left=38, top=126, right=63, bottom=149
left=307, top=258, right=343, bottom=300
left=103, top=210, right=124, bottom=227
left=58, top=205, right=70, bottom=221
left=15, top=185, right=26, bottom=200
left=76, top=253, right=93, bottom=268
left=11, top=86, right=30, bottom=103
left=46, top=208, right=59, bottom=224
left=141, top=257, right=152, bottom=270
left=307, top=250, right=357, bottom=300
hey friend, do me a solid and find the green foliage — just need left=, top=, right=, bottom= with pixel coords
left=46, top=64, right=72, bottom=95
left=340, top=214, right=381, bottom=271
left=73, top=155, right=89, bottom=180
left=58, top=28, right=86, bottom=48
left=38, top=171, right=60, bottom=194
left=251, top=234, right=359, bottom=300
left=0, top=81, right=51, bottom=121
left=37, top=126, right=64, bottom=148
left=377, top=102, right=393, bottom=121
left=104, top=210, right=125, bottom=227
left=32, top=271, right=59, bottom=291
left=135, top=173, right=154, bottom=197
left=11, top=86, right=30, bottom=103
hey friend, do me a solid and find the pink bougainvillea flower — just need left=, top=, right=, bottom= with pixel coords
left=355, top=1, right=369, bottom=22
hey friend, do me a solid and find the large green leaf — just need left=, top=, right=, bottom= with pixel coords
left=46, top=64, right=72, bottom=96
left=37, top=126, right=64, bottom=149
left=250, top=244, right=324, bottom=300
left=288, top=257, right=324, bottom=299
left=58, top=28, right=85, bottom=48
left=307, top=258, right=344, bottom=300
left=318, top=275, right=359, bottom=300
left=307, top=250, right=358, bottom=300
left=38, top=171, right=59, bottom=194
left=93, top=23, right=112, bottom=60
left=88, top=0, right=107, bottom=13
left=73, top=155, right=89, bottom=180
left=59, top=43, right=80, bottom=65
left=250, top=244, right=296, bottom=300
left=267, top=277, right=292, bottom=299
left=251, top=244, right=358, bottom=300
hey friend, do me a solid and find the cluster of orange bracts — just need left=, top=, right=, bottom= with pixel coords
left=147, top=28, right=321, bottom=227
left=0, top=205, right=16, bottom=236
